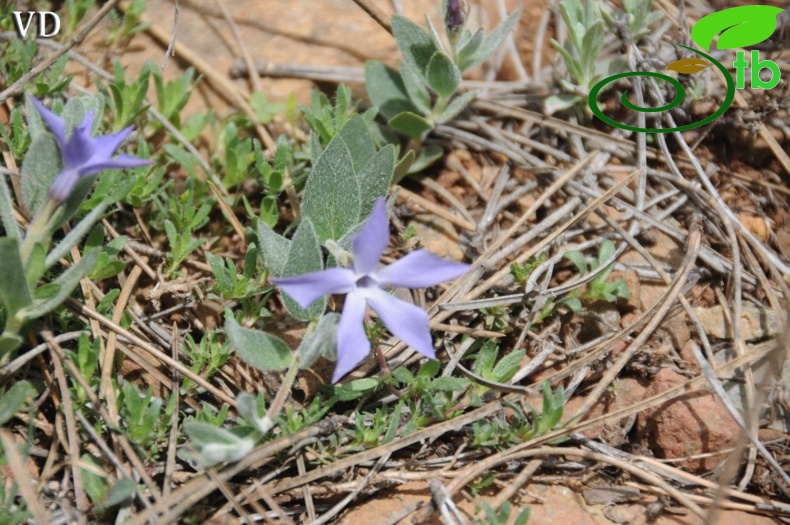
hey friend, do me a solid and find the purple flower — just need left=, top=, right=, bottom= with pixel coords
left=446, top=0, right=466, bottom=42
left=30, top=97, right=151, bottom=204
left=271, top=198, right=469, bottom=383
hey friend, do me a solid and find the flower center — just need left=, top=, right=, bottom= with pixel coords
left=355, top=275, right=378, bottom=289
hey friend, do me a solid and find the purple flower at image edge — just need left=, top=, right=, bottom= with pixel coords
left=30, top=96, right=151, bottom=204
left=271, top=198, right=470, bottom=383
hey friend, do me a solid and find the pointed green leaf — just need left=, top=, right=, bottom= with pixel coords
left=45, top=200, right=111, bottom=270
left=392, top=15, right=438, bottom=73
left=465, top=10, right=521, bottom=70
left=426, top=51, right=461, bottom=98
left=436, top=90, right=478, bottom=124
left=364, top=61, right=418, bottom=120
left=0, top=172, right=20, bottom=240
left=457, top=28, right=485, bottom=72
left=225, top=317, right=293, bottom=371
left=20, top=134, right=61, bottom=216
left=491, top=349, right=525, bottom=383
left=256, top=219, right=291, bottom=276
left=337, top=115, right=376, bottom=173
left=399, top=60, right=431, bottom=115
left=393, top=149, right=415, bottom=183
left=297, top=312, right=340, bottom=368
left=282, top=219, right=326, bottom=320
left=302, top=132, right=361, bottom=242
left=388, top=111, right=432, bottom=140
left=407, top=144, right=444, bottom=174
left=563, top=250, right=587, bottom=274
left=356, top=144, right=395, bottom=216
left=18, top=248, right=99, bottom=322
left=0, top=238, right=33, bottom=317
left=0, top=380, right=35, bottom=427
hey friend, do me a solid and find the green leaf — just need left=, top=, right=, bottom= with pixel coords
left=465, top=10, right=521, bottom=70
left=407, top=144, right=444, bottom=174
left=436, top=90, right=478, bottom=124
left=398, top=60, right=431, bottom=115
left=0, top=380, right=35, bottom=427
left=0, top=238, right=33, bottom=319
left=356, top=144, right=395, bottom=217
left=364, top=61, right=418, bottom=120
left=427, top=376, right=469, bottom=391
left=0, top=172, right=20, bottom=240
left=417, top=359, right=440, bottom=379
left=393, top=150, right=415, bottom=183
left=456, top=28, right=485, bottom=72
left=337, top=115, right=376, bottom=173
left=472, top=340, right=498, bottom=377
left=0, top=335, right=22, bottom=356
left=563, top=250, right=587, bottom=274
left=426, top=51, right=461, bottom=98
left=391, top=15, right=438, bottom=72
left=597, top=239, right=616, bottom=267
left=282, top=219, right=326, bottom=321
left=490, top=349, right=525, bottom=383
left=301, top=131, right=361, bottom=242
left=18, top=248, right=100, bottom=322
left=345, top=378, right=379, bottom=391
left=45, top=200, right=111, bottom=270
left=183, top=421, right=256, bottom=467
left=98, top=478, right=137, bottom=510
left=80, top=454, right=108, bottom=504
left=562, top=297, right=583, bottom=313
left=256, top=219, right=291, bottom=276
left=20, top=134, right=61, bottom=216
left=225, top=317, right=293, bottom=372
left=388, top=111, right=432, bottom=141
left=297, top=313, right=340, bottom=368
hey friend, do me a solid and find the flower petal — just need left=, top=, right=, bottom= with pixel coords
left=30, top=96, right=66, bottom=145
left=366, top=288, right=435, bottom=359
left=352, top=197, right=389, bottom=275
left=377, top=250, right=469, bottom=288
left=62, top=111, right=96, bottom=169
left=48, top=169, right=80, bottom=203
left=89, top=126, right=135, bottom=162
left=270, top=268, right=356, bottom=309
left=79, top=154, right=152, bottom=177
left=333, top=292, right=371, bottom=382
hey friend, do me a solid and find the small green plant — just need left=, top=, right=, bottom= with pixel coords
left=475, top=502, right=531, bottom=525
left=547, top=0, right=627, bottom=113
left=562, top=239, right=630, bottom=306
left=469, top=340, right=525, bottom=394
left=120, top=381, right=176, bottom=459
left=472, top=382, right=564, bottom=448
left=181, top=330, right=231, bottom=395
left=365, top=3, right=519, bottom=174
left=603, top=0, right=663, bottom=43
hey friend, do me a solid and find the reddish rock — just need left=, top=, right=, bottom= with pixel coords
left=563, top=377, right=648, bottom=446
left=635, top=369, right=740, bottom=473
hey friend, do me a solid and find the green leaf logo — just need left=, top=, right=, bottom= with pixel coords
left=691, top=5, right=783, bottom=51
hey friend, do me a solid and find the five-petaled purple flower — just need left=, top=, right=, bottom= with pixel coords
left=271, top=198, right=469, bottom=383
left=30, top=96, right=151, bottom=204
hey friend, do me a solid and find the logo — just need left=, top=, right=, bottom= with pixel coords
left=11, top=11, right=61, bottom=39
left=588, top=5, right=785, bottom=133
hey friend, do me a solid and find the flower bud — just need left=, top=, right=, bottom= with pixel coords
left=445, top=0, right=465, bottom=44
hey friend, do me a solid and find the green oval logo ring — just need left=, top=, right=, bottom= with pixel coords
left=588, top=45, right=736, bottom=133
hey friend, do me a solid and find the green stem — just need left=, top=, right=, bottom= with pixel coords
left=258, top=355, right=300, bottom=434
left=20, top=198, right=58, bottom=264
